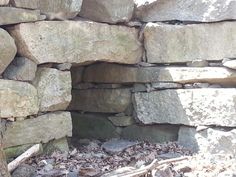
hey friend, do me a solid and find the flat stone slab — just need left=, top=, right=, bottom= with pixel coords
left=144, top=22, right=236, bottom=63
left=9, top=21, right=142, bottom=65
left=4, top=111, right=72, bottom=148
left=0, top=7, right=45, bottom=25
left=134, top=0, right=236, bottom=22
left=134, top=89, right=236, bottom=127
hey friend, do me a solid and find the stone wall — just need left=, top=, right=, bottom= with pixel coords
left=1, top=0, right=236, bottom=159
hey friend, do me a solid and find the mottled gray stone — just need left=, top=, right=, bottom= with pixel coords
left=12, top=164, right=36, bottom=177
left=108, top=116, right=135, bottom=127
left=187, top=60, right=209, bottom=67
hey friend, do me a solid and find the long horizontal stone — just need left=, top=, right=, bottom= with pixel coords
left=0, top=79, right=38, bottom=118
left=134, top=89, right=236, bottom=127
left=144, top=22, right=236, bottom=63
left=10, top=0, right=82, bottom=20
left=83, top=63, right=236, bottom=85
left=9, top=21, right=142, bottom=65
left=0, top=28, right=17, bottom=74
left=69, top=89, right=131, bottom=113
left=0, top=7, right=45, bottom=25
left=134, top=0, right=236, bottom=22
left=4, top=111, right=72, bottom=148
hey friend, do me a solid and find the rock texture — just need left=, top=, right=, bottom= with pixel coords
left=144, top=22, right=236, bottom=63
left=32, top=68, right=72, bottom=112
left=9, top=21, right=142, bottom=65
left=0, top=7, right=45, bottom=25
left=0, top=79, right=38, bottom=118
left=134, top=89, right=236, bottom=127
left=79, top=0, right=134, bottom=24
left=11, top=0, right=83, bottom=20
left=0, top=0, right=9, bottom=5
left=0, top=28, right=17, bottom=74
left=134, top=0, right=236, bottom=22
left=223, top=59, right=236, bottom=70
left=4, top=112, right=72, bottom=148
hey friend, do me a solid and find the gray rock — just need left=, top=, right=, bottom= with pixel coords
left=134, top=0, right=236, bottom=22
left=9, top=21, right=142, bottom=65
left=108, top=116, right=135, bottom=127
left=144, top=22, right=236, bottom=63
left=151, top=82, right=182, bottom=89
left=0, top=28, right=17, bottom=74
left=0, top=7, right=45, bottom=25
left=0, top=0, right=9, bottom=5
left=187, top=60, right=209, bottom=67
left=43, top=138, right=69, bottom=154
left=3, top=57, right=37, bottom=81
left=56, top=63, right=72, bottom=71
left=33, top=68, right=72, bottom=112
left=133, top=89, right=236, bottom=127
left=79, top=0, right=134, bottom=24
left=12, top=164, right=36, bottom=177
left=222, top=58, right=236, bottom=70
left=11, top=0, right=82, bottom=20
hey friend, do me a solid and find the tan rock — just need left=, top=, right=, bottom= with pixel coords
left=9, top=21, right=142, bottom=65
left=0, top=79, right=38, bottom=118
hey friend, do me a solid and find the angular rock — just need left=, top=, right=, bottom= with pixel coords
left=69, top=89, right=131, bottom=113
left=134, top=0, right=236, bottom=22
left=3, top=57, right=37, bottom=81
left=0, top=79, right=38, bottom=118
left=0, top=0, right=9, bottom=5
left=11, top=0, right=82, bottom=20
left=56, top=63, right=72, bottom=71
left=108, top=116, right=135, bottom=127
left=121, top=125, right=179, bottom=143
left=134, top=89, right=236, bottom=127
left=9, top=21, right=142, bottom=65
left=0, top=7, right=45, bottom=25
left=144, top=22, right=236, bottom=63
left=79, top=0, right=134, bottom=24
left=4, top=111, right=72, bottom=148
left=83, top=63, right=236, bottom=85
left=43, top=138, right=69, bottom=154
left=222, top=59, right=236, bottom=70
left=0, top=28, right=17, bottom=74
left=32, top=68, right=72, bottom=112
left=178, top=126, right=236, bottom=155
left=72, top=113, right=119, bottom=140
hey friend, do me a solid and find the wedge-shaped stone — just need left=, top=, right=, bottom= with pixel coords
left=69, top=89, right=131, bottom=113
left=134, top=0, right=236, bottom=22
left=4, top=112, right=72, bottom=148
left=9, top=21, right=142, bottom=65
left=0, top=7, right=45, bottom=25
left=79, top=0, right=134, bottom=24
left=11, top=0, right=82, bottom=20
left=32, top=68, right=72, bottom=112
left=83, top=63, right=236, bottom=85
left=134, top=89, right=236, bottom=127
left=0, top=28, right=17, bottom=74
left=0, top=79, right=38, bottom=118
left=144, top=22, right=236, bottom=63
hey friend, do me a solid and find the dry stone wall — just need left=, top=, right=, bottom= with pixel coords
left=0, top=0, right=236, bottom=160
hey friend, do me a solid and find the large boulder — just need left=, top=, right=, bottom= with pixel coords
left=0, top=28, right=17, bottom=74
left=83, top=63, right=236, bottom=85
left=32, top=68, right=71, bottom=112
left=134, top=0, right=236, bottom=22
left=134, top=89, right=236, bottom=127
left=79, top=0, right=134, bottom=24
left=9, top=21, right=142, bottom=65
left=0, top=79, right=38, bottom=118
left=10, top=0, right=82, bottom=20
left=0, top=7, right=45, bottom=25
left=144, top=22, right=236, bottom=63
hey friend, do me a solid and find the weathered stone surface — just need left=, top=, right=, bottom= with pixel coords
left=9, top=21, right=142, bottom=65
left=3, top=57, right=37, bottom=81
left=4, top=144, right=34, bottom=160
left=134, top=89, right=236, bottom=127
left=151, top=82, right=182, bottom=90
left=0, top=0, right=9, bottom=5
left=4, top=112, right=72, bottom=148
left=223, top=59, right=236, bottom=70
left=0, top=28, right=17, bottom=74
left=144, top=22, right=236, bottom=63
left=0, top=7, right=45, bottom=25
left=69, top=89, right=131, bottom=113
left=72, top=113, right=119, bottom=140
left=43, top=138, right=69, bottom=154
left=187, top=60, right=209, bottom=67
left=83, top=63, right=236, bottom=85
left=121, top=125, right=179, bottom=143
left=0, top=79, right=38, bottom=118
left=33, top=68, right=72, bottom=112
left=178, top=126, right=236, bottom=155
left=12, top=164, right=36, bottom=177
left=134, top=0, right=236, bottom=22
left=11, top=0, right=82, bottom=20
left=79, top=0, right=134, bottom=24
left=108, top=116, right=135, bottom=127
